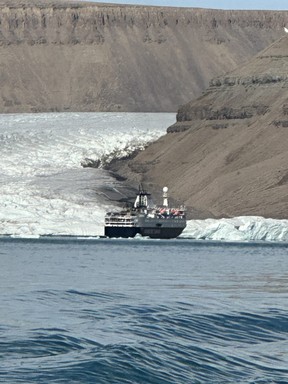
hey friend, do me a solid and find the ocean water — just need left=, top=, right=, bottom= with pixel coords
left=1, top=237, right=288, bottom=383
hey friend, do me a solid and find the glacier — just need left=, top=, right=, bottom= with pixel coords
left=0, top=112, right=174, bottom=237
left=183, top=216, right=288, bottom=242
left=0, top=112, right=287, bottom=242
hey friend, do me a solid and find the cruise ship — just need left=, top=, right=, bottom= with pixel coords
left=104, top=186, right=186, bottom=239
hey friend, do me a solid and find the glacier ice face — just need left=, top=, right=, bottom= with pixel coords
left=181, top=217, right=288, bottom=242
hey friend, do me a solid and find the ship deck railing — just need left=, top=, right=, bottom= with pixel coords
left=153, top=214, right=186, bottom=220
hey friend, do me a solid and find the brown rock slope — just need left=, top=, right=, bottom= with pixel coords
left=0, top=1, right=287, bottom=112
left=112, top=36, right=288, bottom=219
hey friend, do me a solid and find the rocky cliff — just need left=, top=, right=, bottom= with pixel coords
left=110, top=36, right=288, bottom=219
left=0, top=0, right=287, bottom=112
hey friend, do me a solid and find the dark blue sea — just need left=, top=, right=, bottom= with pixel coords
left=1, top=238, right=288, bottom=383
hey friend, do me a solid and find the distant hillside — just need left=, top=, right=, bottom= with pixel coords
left=110, top=36, right=288, bottom=219
left=0, top=0, right=287, bottom=112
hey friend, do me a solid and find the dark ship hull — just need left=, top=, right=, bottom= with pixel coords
left=104, top=226, right=139, bottom=238
left=104, top=226, right=185, bottom=239
left=139, top=226, right=185, bottom=239
left=104, top=186, right=186, bottom=239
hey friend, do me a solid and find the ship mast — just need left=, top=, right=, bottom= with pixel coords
left=163, top=186, right=169, bottom=207
left=134, top=184, right=151, bottom=208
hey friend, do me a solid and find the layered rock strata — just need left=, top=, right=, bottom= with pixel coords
left=0, top=0, right=287, bottom=112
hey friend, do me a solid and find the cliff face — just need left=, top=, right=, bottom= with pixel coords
left=0, top=0, right=287, bottom=112
left=111, top=36, right=288, bottom=219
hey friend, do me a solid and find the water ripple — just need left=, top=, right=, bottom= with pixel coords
left=2, top=240, right=288, bottom=383
left=2, top=308, right=288, bottom=383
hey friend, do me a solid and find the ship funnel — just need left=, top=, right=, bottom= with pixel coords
left=163, top=186, right=169, bottom=207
